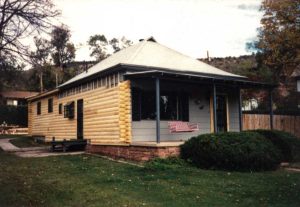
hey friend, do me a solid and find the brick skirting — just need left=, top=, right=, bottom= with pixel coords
left=86, top=144, right=180, bottom=161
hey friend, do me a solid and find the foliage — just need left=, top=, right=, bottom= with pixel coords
left=0, top=57, right=24, bottom=91
left=29, top=37, right=52, bottom=92
left=180, top=132, right=282, bottom=171
left=88, top=34, right=109, bottom=61
left=248, top=0, right=300, bottom=82
left=88, top=34, right=132, bottom=61
left=50, top=25, right=76, bottom=86
left=0, top=152, right=300, bottom=206
left=251, top=129, right=300, bottom=162
left=51, top=25, right=76, bottom=67
left=0, top=105, right=27, bottom=126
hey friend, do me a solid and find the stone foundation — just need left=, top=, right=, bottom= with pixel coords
left=86, top=144, right=180, bottom=161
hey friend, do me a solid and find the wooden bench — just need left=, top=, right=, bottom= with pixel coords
left=168, top=121, right=199, bottom=133
left=51, top=137, right=87, bottom=152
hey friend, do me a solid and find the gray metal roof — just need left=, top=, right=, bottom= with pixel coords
left=59, top=38, right=245, bottom=87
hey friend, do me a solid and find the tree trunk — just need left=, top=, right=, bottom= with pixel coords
left=40, top=70, right=43, bottom=92
left=55, top=71, right=58, bottom=87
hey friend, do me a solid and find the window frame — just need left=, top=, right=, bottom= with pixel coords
left=132, top=88, right=189, bottom=121
left=64, top=101, right=75, bottom=119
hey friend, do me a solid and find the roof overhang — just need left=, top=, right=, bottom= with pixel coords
left=59, top=63, right=247, bottom=89
left=58, top=63, right=276, bottom=90
left=124, top=70, right=277, bottom=89
left=27, top=89, right=59, bottom=102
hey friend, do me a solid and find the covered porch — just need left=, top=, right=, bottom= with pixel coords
left=125, top=70, right=275, bottom=144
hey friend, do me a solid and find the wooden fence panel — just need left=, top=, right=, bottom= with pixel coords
left=243, top=114, right=300, bottom=138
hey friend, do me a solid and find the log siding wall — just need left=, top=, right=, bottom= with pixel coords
left=28, top=80, right=132, bottom=144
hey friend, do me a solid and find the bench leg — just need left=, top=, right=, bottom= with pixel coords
left=51, top=145, right=55, bottom=152
left=63, top=144, right=67, bottom=152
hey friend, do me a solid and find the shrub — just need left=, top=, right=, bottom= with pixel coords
left=180, top=132, right=282, bottom=171
left=250, top=130, right=300, bottom=162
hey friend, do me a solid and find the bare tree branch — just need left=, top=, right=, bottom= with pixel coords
left=0, top=0, right=60, bottom=63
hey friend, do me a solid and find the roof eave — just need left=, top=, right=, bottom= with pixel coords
left=27, top=89, right=59, bottom=101
left=124, top=70, right=277, bottom=89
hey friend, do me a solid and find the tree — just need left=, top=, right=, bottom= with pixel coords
left=88, top=35, right=133, bottom=61
left=249, top=0, right=300, bottom=82
left=0, top=56, right=23, bottom=91
left=0, top=0, right=60, bottom=62
left=50, top=25, right=76, bottom=86
left=109, top=36, right=133, bottom=52
left=0, top=0, right=60, bottom=91
left=88, top=34, right=109, bottom=61
left=29, top=37, right=51, bottom=92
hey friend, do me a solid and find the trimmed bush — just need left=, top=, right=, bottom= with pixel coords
left=180, top=132, right=282, bottom=171
left=250, top=130, right=300, bottom=162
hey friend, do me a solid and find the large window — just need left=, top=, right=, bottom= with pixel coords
left=132, top=89, right=189, bottom=121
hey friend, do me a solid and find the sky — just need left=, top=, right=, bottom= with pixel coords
left=54, top=0, right=263, bottom=61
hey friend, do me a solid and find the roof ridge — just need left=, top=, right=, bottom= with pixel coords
left=128, top=40, right=147, bottom=63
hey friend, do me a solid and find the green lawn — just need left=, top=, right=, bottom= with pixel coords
left=0, top=151, right=300, bottom=207
left=9, top=136, right=47, bottom=148
left=0, top=134, right=28, bottom=139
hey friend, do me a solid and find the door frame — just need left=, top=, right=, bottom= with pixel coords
left=210, top=94, right=230, bottom=132
left=77, top=99, right=84, bottom=139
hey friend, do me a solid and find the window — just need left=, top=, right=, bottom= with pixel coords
left=64, top=101, right=75, bottom=119
left=6, top=99, right=18, bottom=106
left=37, top=102, right=41, bottom=115
left=59, top=103, right=62, bottom=114
left=111, top=75, right=115, bottom=87
left=132, top=88, right=189, bottom=121
left=48, top=98, right=53, bottom=113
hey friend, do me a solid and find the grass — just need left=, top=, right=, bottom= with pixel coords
left=0, top=134, right=29, bottom=139
left=0, top=152, right=300, bottom=207
left=9, top=136, right=47, bottom=148
left=290, top=163, right=300, bottom=169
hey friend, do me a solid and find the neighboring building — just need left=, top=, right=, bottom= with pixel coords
left=0, top=91, right=38, bottom=106
left=28, top=37, right=272, bottom=160
left=242, top=98, right=259, bottom=111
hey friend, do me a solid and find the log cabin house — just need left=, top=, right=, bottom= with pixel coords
left=27, top=37, right=274, bottom=161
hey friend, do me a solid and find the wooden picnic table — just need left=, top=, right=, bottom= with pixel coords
left=0, top=125, right=19, bottom=134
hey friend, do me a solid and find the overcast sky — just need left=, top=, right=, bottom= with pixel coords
left=54, top=0, right=263, bottom=61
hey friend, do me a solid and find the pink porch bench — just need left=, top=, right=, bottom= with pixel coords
left=168, top=121, right=199, bottom=133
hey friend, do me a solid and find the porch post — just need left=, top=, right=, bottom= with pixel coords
left=238, top=87, right=243, bottom=131
left=212, top=83, right=218, bottom=133
left=269, top=88, right=274, bottom=130
left=155, top=77, right=160, bottom=143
